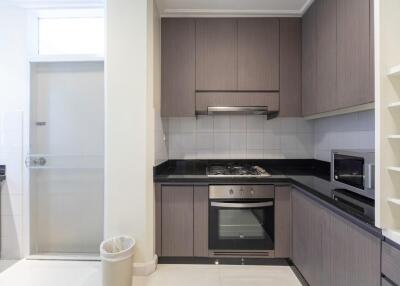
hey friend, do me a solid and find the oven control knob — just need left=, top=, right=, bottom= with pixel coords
left=250, top=190, right=254, bottom=195
left=229, top=189, right=234, bottom=195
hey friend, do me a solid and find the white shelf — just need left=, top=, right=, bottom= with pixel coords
left=388, top=102, right=400, bottom=108
left=388, top=135, right=400, bottom=139
left=388, top=65, right=400, bottom=77
left=388, top=167, right=400, bottom=172
left=388, top=198, right=400, bottom=205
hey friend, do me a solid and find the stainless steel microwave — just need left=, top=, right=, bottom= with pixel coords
left=331, top=150, right=375, bottom=199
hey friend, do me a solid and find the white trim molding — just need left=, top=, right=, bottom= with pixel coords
left=158, top=0, right=314, bottom=18
left=304, top=103, right=375, bottom=120
left=133, top=255, right=158, bottom=276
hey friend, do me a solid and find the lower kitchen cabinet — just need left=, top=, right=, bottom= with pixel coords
left=328, top=213, right=381, bottom=286
left=382, top=241, right=400, bottom=285
left=161, top=185, right=194, bottom=257
left=292, top=191, right=328, bottom=285
left=292, top=190, right=380, bottom=286
left=274, top=186, right=292, bottom=257
left=156, top=184, right=209, bottom=257
left=193, top=186, right=209, bottom=257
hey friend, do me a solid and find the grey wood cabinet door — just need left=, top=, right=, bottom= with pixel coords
left=382, top=241, right=400, bottom=285
left=274, top=186, right=291, bottom=257
left=161, top=186, right=194, bottom=257
left=193, top=186, right=209, bottom=257
left=337, top=0, right=372, bottom=108
left=196, top=18, right=237, bottom=91
left=279, top=18, right=302, bottom=117
left=237, top=18, right=279, bottom=91
left=161, top=18, right=195, bottom=117
left=316, top=0, right=337, bottom=114
left=328, top=212, right=381, bottom=286
left=301, top=4, right=318, bottom=116
left=292, top=191, right=326, bottom=286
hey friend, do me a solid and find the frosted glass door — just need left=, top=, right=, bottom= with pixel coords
left=28, top=62, right=104, bottom=255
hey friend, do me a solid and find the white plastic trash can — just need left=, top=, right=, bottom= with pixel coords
left=100, top=236, right=136, bottom=286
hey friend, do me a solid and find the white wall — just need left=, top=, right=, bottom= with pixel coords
left=153, top=5, right=168, bottom=165
left=166, top=116, right=314, bottom=159
left=0, top=3, right=28, bottom=259
left=313, top=110, right=375, bottom=161
left=105, top=0, right=155, bottom=265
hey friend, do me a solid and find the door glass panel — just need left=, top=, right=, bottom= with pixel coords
left=28, top=62, right=104, bottom=256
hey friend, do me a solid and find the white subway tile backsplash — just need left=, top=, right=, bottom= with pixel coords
left=213, top=116, right=230, bottom=132
left=246, top=116, right=264, bottom=133
left=168, top=117, right=182, bottom=133
left=280, top=134, right=297, bottom=151
left=246, top=149, right=264, bottom=159
left=281, top=118, right=297, bottom=133
left=214, top=133, right=230, bottom=150
left=264, top=118, right=281, bottom=134
left=180, top=117, right=196, bottom=133
left=263, top=133, right=280, bottom=149
left=230, top=115, right=246, bottom=132
left=263, top=149, right=285, bottom=159
left=196, top=132, right=213, bottom=149
left=230, top=133, right=247, bottom=151
left=165, top=111, right=374, bottom=161
left=246, top=133, right=263, bottom=150
left=196, top=116, right=214, bottom=133
left=196, top=149, right=214, bottom=159
left=167, top=116, right=316, bottom=160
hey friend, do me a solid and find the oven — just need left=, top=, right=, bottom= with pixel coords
left=208, top=185, right=274, bottom=256
left=331, top=150, right=375, bottom=199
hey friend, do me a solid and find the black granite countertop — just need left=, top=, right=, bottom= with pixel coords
left=154, top=159, right=381, bottom=238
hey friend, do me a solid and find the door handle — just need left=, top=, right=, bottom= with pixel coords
left=210, top=202, right=273, bottom=208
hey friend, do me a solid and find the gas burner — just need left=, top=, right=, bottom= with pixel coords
left=207, top=164, right=271, bottom=177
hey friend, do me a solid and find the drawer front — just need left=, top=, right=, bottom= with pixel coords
left=382, top=242, right=400, bottom=285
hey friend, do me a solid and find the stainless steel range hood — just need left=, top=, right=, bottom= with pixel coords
left=195, top=92, right=279, bottom=118
left=207, top=106, right=268, bottom=115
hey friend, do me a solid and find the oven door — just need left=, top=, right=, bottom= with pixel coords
left=209, top=199, right=274, bottom=251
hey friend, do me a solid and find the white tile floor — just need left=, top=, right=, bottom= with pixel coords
left=0, top=260, right=18, bottom=273
left=0, top=260, right=302, bottom=286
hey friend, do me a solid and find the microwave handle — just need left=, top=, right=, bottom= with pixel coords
left=210, top=202, right=273, bottom=208
left=367, top=163, right=375, bottom=189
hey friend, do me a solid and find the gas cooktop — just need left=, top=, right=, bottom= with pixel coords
left=206, top=163, right=271, bottom=177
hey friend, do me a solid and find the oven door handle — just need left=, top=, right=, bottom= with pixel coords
left=210, top=201, right=273, bottom=208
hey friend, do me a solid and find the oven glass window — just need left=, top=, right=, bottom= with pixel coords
left=219, top=209, right=267, bottom=240
left=209, top=200, right=274, bottom=250
left=334, top=154, right=364, bottom=189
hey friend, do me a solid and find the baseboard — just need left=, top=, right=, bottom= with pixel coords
left=133, top=255, right=158, bottom=276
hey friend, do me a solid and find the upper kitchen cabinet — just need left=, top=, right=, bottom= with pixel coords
left=337, top=0, right=373, bottom=107
left=279, top=18, right=302, bottom=117
left=196, top=18, right=238, bottom=91
left=237, top=18, right=279, bottom=91
left=316, top=0, right=337, bottom=113
left=161, top=18, right=196, bottom=117
left=301, top=0, right=374, bottom=117
left=302, top=4, right=318, bottom=116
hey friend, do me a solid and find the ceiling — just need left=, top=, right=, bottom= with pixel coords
left=156, top=0, right=313, bottom=17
